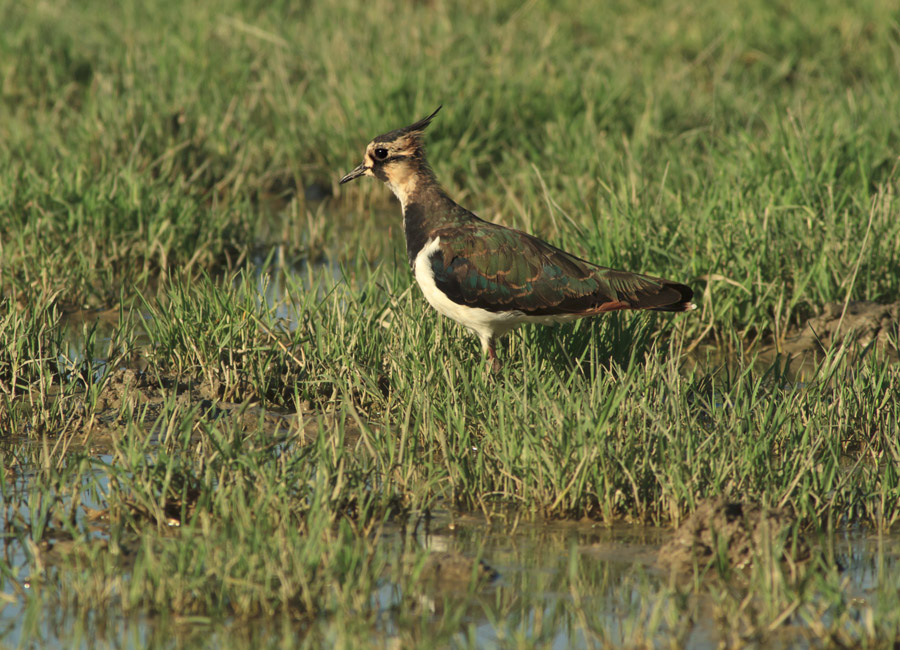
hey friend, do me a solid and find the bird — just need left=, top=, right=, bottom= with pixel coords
left=340, top=106, right=695, bottom=372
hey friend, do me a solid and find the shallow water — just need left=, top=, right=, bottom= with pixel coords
left=3, top=484, right=899, bottom=649
left=2, top=429, right=899, bottom=649
left=57, top=257, right=343, bottom=373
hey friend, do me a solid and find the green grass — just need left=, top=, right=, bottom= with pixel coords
left=3, top=0, right=900, bottom=646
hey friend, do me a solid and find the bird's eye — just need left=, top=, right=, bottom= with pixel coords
left=374, top=148, right=389, bottom=160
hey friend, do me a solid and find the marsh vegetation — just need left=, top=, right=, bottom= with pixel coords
left=2, top=0, right=900, bottom=646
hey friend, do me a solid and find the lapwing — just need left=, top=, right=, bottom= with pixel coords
left=340, top=107, right=695, bottom=371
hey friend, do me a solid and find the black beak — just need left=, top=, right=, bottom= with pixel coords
left=340, top=162, right=368, bottom=184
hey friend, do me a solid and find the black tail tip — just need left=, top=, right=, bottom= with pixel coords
left=651, top=282, right=695, bottom=312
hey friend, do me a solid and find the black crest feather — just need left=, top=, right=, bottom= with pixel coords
left=373, top=106, right=442, bottom=144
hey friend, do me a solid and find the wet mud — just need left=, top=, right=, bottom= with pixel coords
left=418, top=551, right=498, bottom=589
left=658, top=498, right=806, bottom=572
left=779, top=300, right=899, bottom=358
left=85, top=368, right=324, bottom=444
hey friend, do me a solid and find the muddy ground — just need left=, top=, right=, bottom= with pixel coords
left=778, top=300, right=899, bottom=358
left=658, top=498, right=806, bottom=573
left=85, top=367, right=324, bottom=444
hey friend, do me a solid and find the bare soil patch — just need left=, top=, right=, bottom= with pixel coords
left=658, top=498, right=805, bottom=572
left=87, top=368, right=309, bottom=442
left=780, top=301, right=899, bottom=358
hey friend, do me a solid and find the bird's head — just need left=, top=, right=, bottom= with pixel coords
left=339, top=106, right=441, bottom=191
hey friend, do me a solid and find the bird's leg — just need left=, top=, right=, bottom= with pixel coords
left=486, top=338, right=502, bottom=373
left=479, top=333, right=502, bottom=373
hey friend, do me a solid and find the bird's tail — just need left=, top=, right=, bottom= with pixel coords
left=648, top=281, right=695, bottom=312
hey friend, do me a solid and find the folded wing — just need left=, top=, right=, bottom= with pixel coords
left=428, top=223, right=693, bottom=316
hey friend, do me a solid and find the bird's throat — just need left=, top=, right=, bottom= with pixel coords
left=385, top=167, right=420, bottom=211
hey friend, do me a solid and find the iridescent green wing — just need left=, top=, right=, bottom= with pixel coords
left=430, top=222, right=691, bottom=315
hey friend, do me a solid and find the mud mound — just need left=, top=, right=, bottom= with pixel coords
left=95, top=368, right=161, bottom=411
left=658, top=498, right=802, bottom=572
left=89, top=368, right=302, bottom=441
left=418, top=551, right=497, bottom=588
left=781, top=301, right=899, bottom=357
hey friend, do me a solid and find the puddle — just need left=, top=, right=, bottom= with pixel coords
left=237, top=252, right=345, bottom=323
left=58, top=255, right=344, bottom=370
